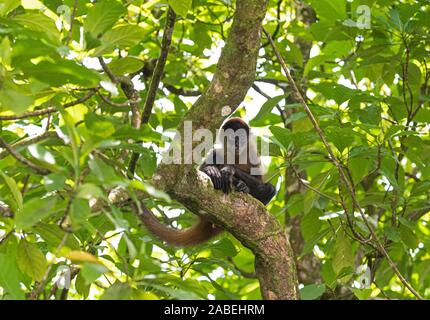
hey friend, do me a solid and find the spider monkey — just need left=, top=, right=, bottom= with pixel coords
left=137, top=118, right=276, bottom=247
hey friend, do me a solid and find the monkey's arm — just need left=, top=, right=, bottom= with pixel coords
left=200, top=164, right=222, bottom=190
left=233, top=167, right=277, bottom=205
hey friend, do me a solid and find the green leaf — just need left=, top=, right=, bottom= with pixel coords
left=22, top=60, right=101, bottom=87
left=15, top=197, right=58, bottom=230
left=75, top=272, right=91, bottom=299
left=139, top=148, right=157, bottom=178
left=300, top=284, right=326, bottom=300
left=169, top=0, right=192, bottom=17
left=94, top=25, right=146, bottom=55
left=332, top=230, right=355, bottom=282
left=308, top=0, right=346, bottom=22
left=70, top=198, right=90, bottom=227
left=352, top=288, right=373, bottom=300
left=13, top=12, right=61, bottom=45
left=27, top=144, right=56, bottom=165
left=0, top=253, right=25, bottom=299
left=88, top=157, right=123, bottom=185
left=357, top=105, right=381, bottom=125
left=0, top=36, right=12, bottom=67
left=0, top=84, right=35, bottom=114
left=348, top=157, right=370, bottom=185
left=85, top=113, right=116, bottom=138
left=16, top=239, right=47, bottom=281
left=44, top=173, right=66, bottom=192
left=301, top=208, right=323, bottom=241
left=300, top=228, right=330, bottom=257
left=210, top=238, right=238, bottom=258
left=130, top=181, right=170, bottom=202
left=385, top=226, right=401, bottom=243
left=0, top=0, right=20, bottom=16
left=76, top=183, right=105, bottom=199
left=322, top=260, right=337, bottom=289
left=252, top=95, right=287, bottom=123
left=84, top=0, right=126, bottom=37
left=0, top=170, right=23, bottom=211
left=269, top=126, right=293, bottom=150
left=32, top=223, right=80, bottom=250
left=325, top=127, right=355, bottom=153
left=399, top=225, right=419, bottom=249
left=81, top=262, right=109, bottom=285
left=108, top=57, right=144, bottom=75
left=101, top=281, right=132, bottom=300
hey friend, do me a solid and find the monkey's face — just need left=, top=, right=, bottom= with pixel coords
left=225, top=129, right=248, bottom=155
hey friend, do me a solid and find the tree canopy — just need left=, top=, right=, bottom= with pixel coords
left=0, top=0, right=429, bottom=300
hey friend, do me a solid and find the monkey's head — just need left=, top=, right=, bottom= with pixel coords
left=220, top=117, right=250, bottom=155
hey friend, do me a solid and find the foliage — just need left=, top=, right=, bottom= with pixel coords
left=0, top=0, right=429, bottom=300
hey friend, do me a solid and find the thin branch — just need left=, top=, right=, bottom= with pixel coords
left=0, top=229, right=14, bottom=245
left=65, top=0, right=78, bottom=45
left=97, top=90, right=141, bottom=108
left=98, top=57, right=141, bottom=129
left=0, top=89, right=97, bottom=120
left=0, top=136, right=51, bottom=175
left=98, top=57, right=118, bottom=83
left=0, top=131, right=59, bottom=160
left=264, top=28, right=424, bottom=300
left=127, top=7, right=176, bottom=177
left=164, top=84, right=201, bottom=96
left=141, top=7, right=176, bottom=124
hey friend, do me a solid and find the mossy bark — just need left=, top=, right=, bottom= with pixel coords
left=154, top=0, right=299, bottom=300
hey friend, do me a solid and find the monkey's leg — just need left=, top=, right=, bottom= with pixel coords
left=233, top=168, right=276, bottom=205
left=249, top=183, right=276, bottom=205
left=233, top=177, right=250, bottom=193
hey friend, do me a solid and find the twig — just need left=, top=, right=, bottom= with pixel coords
left=65, top=0, right=78, bottom=45
left=164, top=84, right=201, bottom=96
left=0, top=137, right=50, bottom=175
left=0, top=229, right=14, bottom=245
left=0, top=89, right=96, bottom=120
left=264, top=28, right=424, bottom=300
left=0, top=131, right=59, bottom=160
left=97, top=90, right=141, bottom=108
left=98, top=57, right=142, bottom=129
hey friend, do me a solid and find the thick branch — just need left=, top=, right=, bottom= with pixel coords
left=152, top=0, right=299, bottom=300
left=127, top=7, right=176, bottom=177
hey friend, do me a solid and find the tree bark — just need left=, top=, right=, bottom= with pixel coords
left=152, top=0, right=299, bottom=300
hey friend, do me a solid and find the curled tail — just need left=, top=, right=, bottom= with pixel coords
left=136, top=202, right=222, bottom=247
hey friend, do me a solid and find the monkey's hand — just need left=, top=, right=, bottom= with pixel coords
left=200, top=165, right=222, bottom=190
left=220, top=166, right=235, bottom=194
left=234, top=180, right=250, bottom=193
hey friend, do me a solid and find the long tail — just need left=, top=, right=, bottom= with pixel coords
left=136, top=202, right=222, bottom=247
